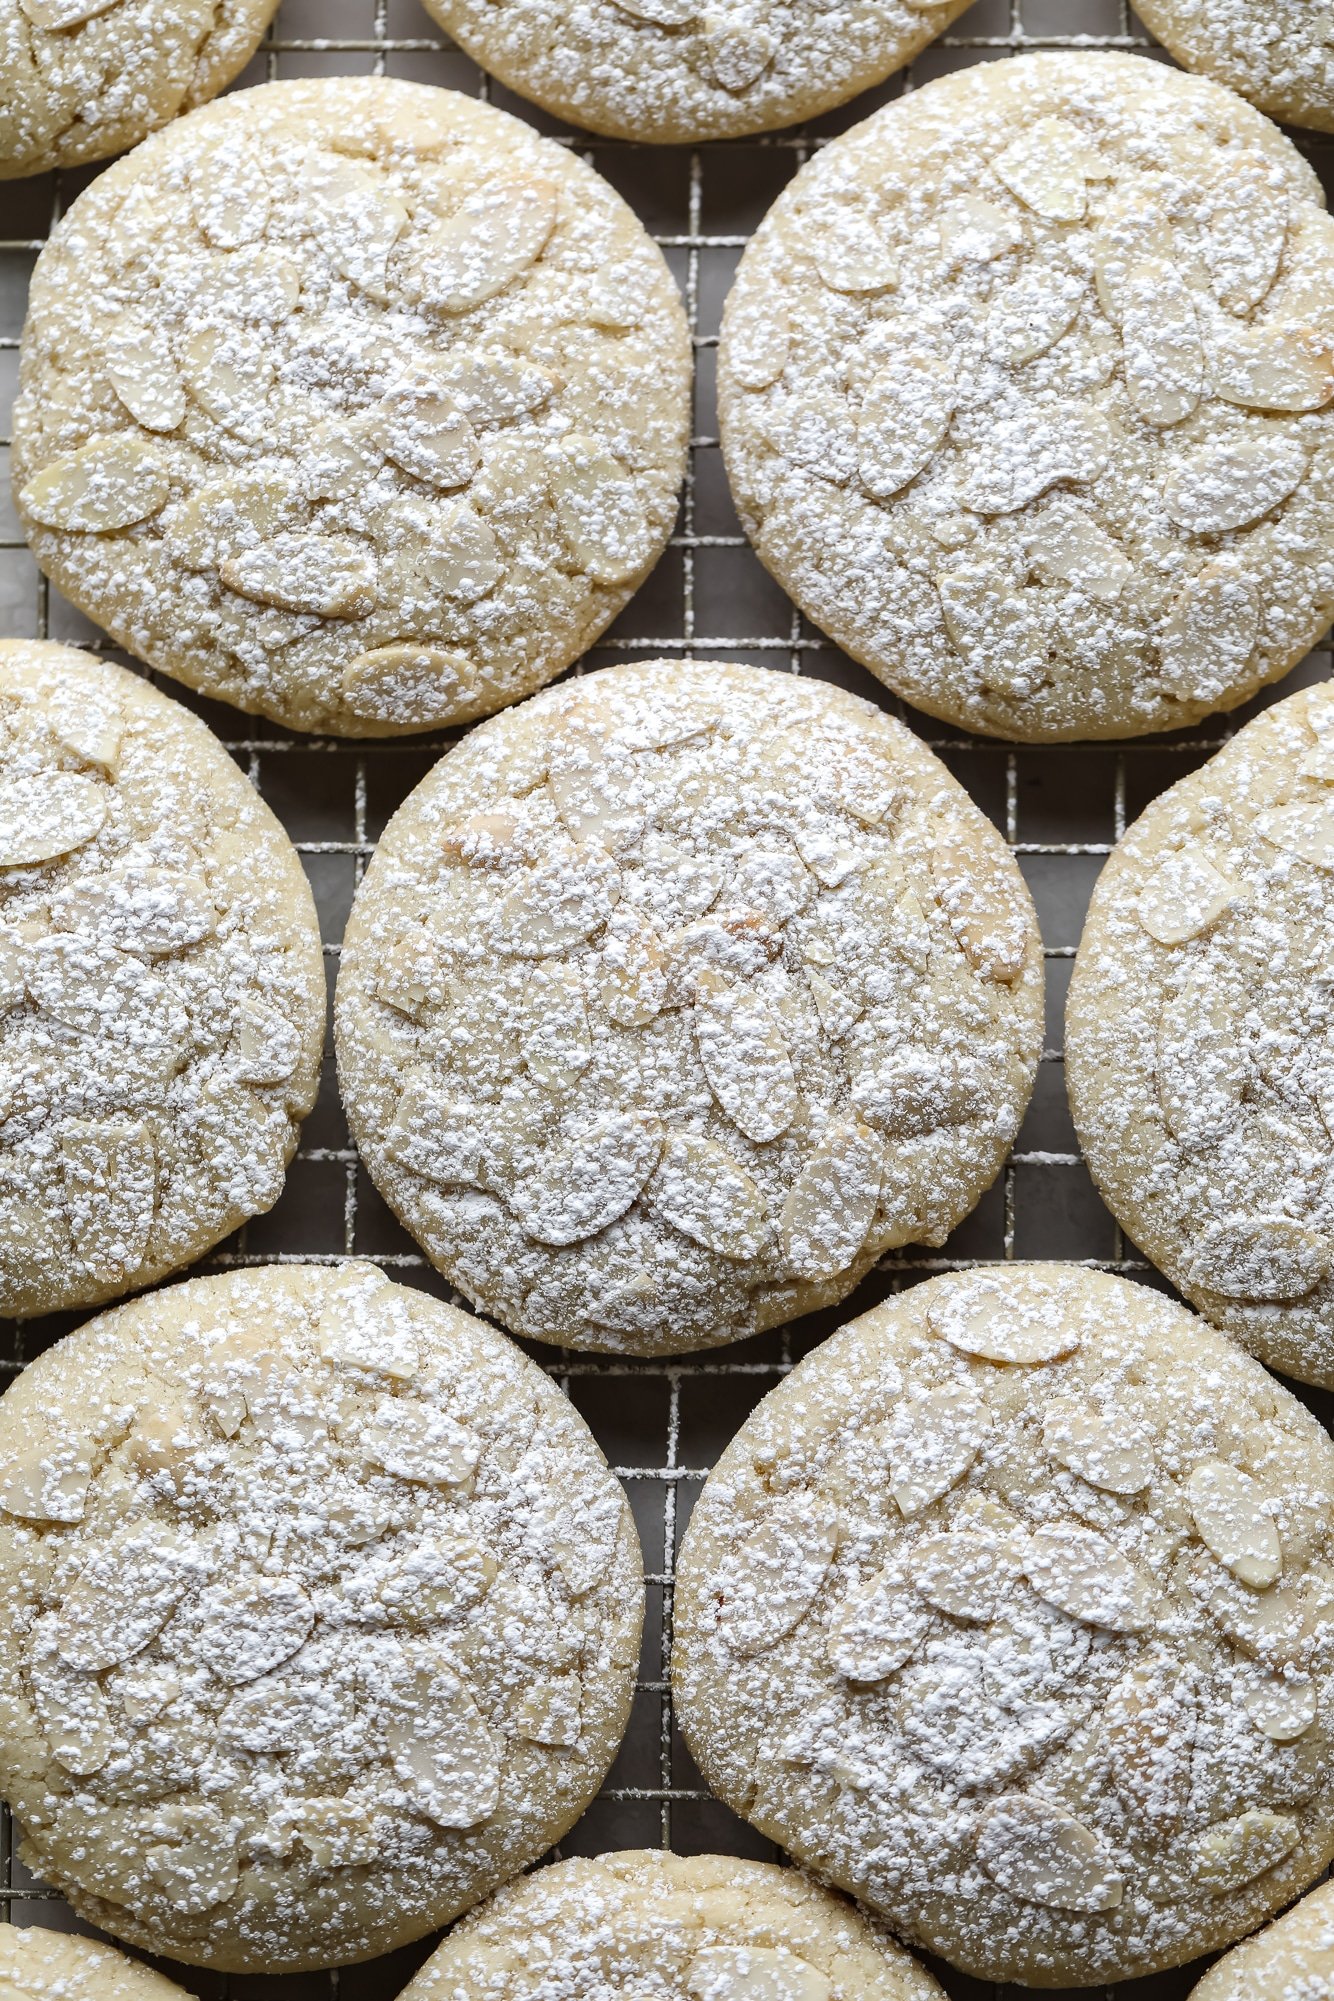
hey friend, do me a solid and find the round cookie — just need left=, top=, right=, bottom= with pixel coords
left=671, top=1266, right=1334, bottom=1987
left=719, top=51, right=1334, bottom=743
left=417, top=0, right=972, bottom=145
left=0, top=0, right=277, bottom=180
left=0, top=1264, right=643, bottom=1972
left=399, top=1851, right=947, bottom=2001
left=1137, top=1, right=1334, bottom=137
left=11, top=78, right=691, bottom=738
left=0, top=639, right=323, bottom=1320
left=0, top=1923, right=189, bottom=2000
left=1189, top=1877, right=1334, bottom=1998
left=1067, top=681, right=1334, bottom=1391
left=334, top=660, right=1043, bottom=1356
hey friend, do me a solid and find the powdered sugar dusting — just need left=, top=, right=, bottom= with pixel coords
left=1137, top=0, right=1334, bottom=136
left=0, top=1920, right=189, bottom=1999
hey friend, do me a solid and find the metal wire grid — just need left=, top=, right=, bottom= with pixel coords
left=1, top=2, right=1333, bottom=1996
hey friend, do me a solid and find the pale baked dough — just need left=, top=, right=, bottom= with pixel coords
left=417, top=0, right=972, bottom=144
left=399, top=1851, right=947, bottom=2001
left=0, top=1264, right=643, bottom=1972
left=11, top=77, right=691, bottom=737
left=0, top=639, right=323, bottom=1320
left=0, top=1922, right=189, bottom=1999
left=1189, top=1876, right=1334, bottom=1998
left=0, top=0, right=277, bottom=179
left=672, top=1266, right=1334, bottom=1987
left=334, top=660, right=1043, bottom=1356
left=719, top=52, right=1334, bottom=741
left=1138, top=0, right=1334, bottom=136
left=1068, top=682, right=1334, bottom=1391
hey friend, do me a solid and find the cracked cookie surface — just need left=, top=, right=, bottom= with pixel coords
left=11, top=76, right=690, bottom=737
left=334, top=660, right=1043, bottom=1356
left=719, top=52, right=1334, bottom=742
left=0, top=0, right=277, bottom=179
left=1068, top=681, right=1334, bottom=1391
left=0, top=1922, right=189, bottom=1999
left=399, top=1850, right=946, bottom=2001
left=672, top=1266, right=1334, bottom=1987
left=1137, top=0, right=1334, bottom=136
left=0, top=1264, right=643, bottom=1972
left=0, top=639, right=323, bottom=1320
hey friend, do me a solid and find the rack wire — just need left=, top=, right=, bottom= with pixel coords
left=1, top=3, right=1332, bottom=1996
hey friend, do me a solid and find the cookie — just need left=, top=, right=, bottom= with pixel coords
left=398, top=1851, right=947, bottom=2001
left=1189, top=1876, right=1334, bottom=1998
left=1137, top=1, right=1334, bottom=137
left=11, top=78, right=691, bottom=738
left=719, top=51, right=1334, bottom=743
left=0, top=1263, right=643, bottom=1972
left=0, top=0, right=277, bottom=180
left=1067, top=682, right=1334, bottom=1390
left=334, top=660, right=1043, bottom=1356
left=416, top=0, right=972, bottom=145
left=672, top=1265, right=1334, bottom=1987
left=0, top=1923, right=189, bottom=1999
left=0, top=639, right=323, bottom=1320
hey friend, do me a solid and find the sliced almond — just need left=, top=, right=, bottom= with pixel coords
left=1157, top=966, right=1248, bottom=1149
left=55, top=1521, right=200, bottom=1671
left=362, top=1397, right=482, bottom=1487
left=146, top=1828, right=239, bottom=1914
left=780, top=1120, right=882, bottom=1280
left=1093, top=180, right=1174, bottom=323
left=1187, top=1459, right=1282, bottom=1589
left=378, top=1536, right=496, bottom=1625
left=650, top=1132, right=766, bottom=1260
left=1243, top=1673, right=1317, bottom=1742
left=1042, top=1399, right=1154, bottom=1494
left=515, top=961, right=591, bottom=1094
left=291, top=1796, right=381, bottom=1871
left=1193, top=1810, right=1299, bottom=1892
left=21, top=433, right=169, bottom=533
left=221, top=533, right=377, bottom=617
left=686, top=1947, right=831, bottom=2001
left=963, top=406, right=1110, bottom=515
left=512, top=1674, right=582, bottom=1747
left=406, top=175, right=558, bottom=313
left=1214, top=326, right=1334, bottom=412
left=1159, top=563, right=1260, bottom=702
left=926, top=1271, right=1081, bottom=1364
left=1202, top=168, right=1288, bottom=315
left=694, top=983, right=798, bottom=1143
left=930, top=824, right=1031, bottom=982
left=428, top=347, right=556, bottom=425
left=179, top=326, right=275, bottom=439
left=492, top=842, right=620, bottom=955
left=938, top=197, right=1023, bottom=264
left=1025, top=502, right=1131, bottom=604
left=1257, top=799, right=1334, bottom=868
left=1104, top=1657, right=1196, bottom=1832
left=719, top=1494, right=838, bottom=1656
left=342, top=643, right=477, bottom=726
left=199, top=1575, right=314, bottom=1686
left=129, top=1401, right=206, bottom=1487
left=825, top=1564, right=928, bottom=1681
left=806, top=969, right=862, bottom=1042
left=1164, top=436, right=1307, bottom=536
left=552, top=436, right=656, bottom=585
left=232, top=1001, right=302, bottom=1086
left=857, top=347, right=956, bottom=499
left=0, top=772, right=105, bottom=867
left=57, top=865, right=215, bottom=956
left=380, top=384, right=480, bottom=490
left=704, top=14, right=775, bottom=90
left=312, top=156, right=409, bottom=301
left=909, top=1527, right=1026, bottom=1621
left=1185, top=1215, right=1331, bottom=1305
left=728, top=306, right=790, bottom=392
left=191, top=144, right=271, bottom=250
left=0, top=1440, right=93, bottom=1523
left=986, top=265, right=1084, bottom=367
left=1025, top=1523, right=1158, bottom=1632
left=595, top=913, right=668, bottom=1025
left=317, top=1268, right=417, bottom=1380
left=882, top=1383, right=989, bottom=1517
left=814, top=218, right=899, bottom=296
left=938, top=562, right=1050, bottom=701
left=1120, top=258, right=1203, bottom=427
left=1136, top=847, right=1240, bottom=945
left=509, top=1111, right=662, bottom=1246
left=59, top=1118, right=154, bottom=1285
left=993, top=116, right=1090, bottom=222
left=609, top=0, right=696, bottom=18
left=29, top=1636, right=112, bottom=1776
left=20, top=0, right=119, bottom=22
left=976, top=1795, right=1123, bottom=1912
left=106, top=318, right=186, bottom=433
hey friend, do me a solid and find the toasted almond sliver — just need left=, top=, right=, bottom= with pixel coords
left=883, top=1383, right=989, bottom=1517
left=362, top=1397, right=482, bottom=1487
left=1164, top=436, right=1307, bottom=536
left=21, top=433, right=169, bottom=534
left=59, top=1117, right=155, bottom=1285
left=719, top=1493, right=839, bottom=1656
left=1025, top=1523, right=1159, bottom=1632
left=221, top=533, right=378, bottom=617
left=179, top=327, right=275, bottom=439
left=312, top=157, right=408, bottom=301
left=927, top=1270, right=1081, bottom=1364
left=1193, top=1810, right=1299, bottom=1892
left=1025, top=503, right=1131, bottom=604
left=986, top=265, right=1083, bottom=366
left=146, top=1831, right=239, bottom=1915
left=909, top=1528, right=1024, bottom=1621
left=0, top=772, right=105, bottom=868
left=963, top=406, right=1111, bottom=516
left=686, top=1947, right=832, bottom=2001
left=516, top=960, right=591, bottom=1093
left=29, top=1638, right=112, bottom=1774
left=993, top=116, right=1090, bottom=222
left=55, top=1521, right=199, bottom=1671
left=814, top=221, right=899, bottom=296
left=1042, top=1399, right=1154, bottom=1494
left=386, top=1078, right=486, bottom=1189
left=930, top=823, right=1032, bottom=982
left=1136, top=847, right=1240, bottom=945
left=1186, top=1459, right=1283, bottom=1588
left=199, top=1575, right=315, bottom=1686
left=938, top=196, right=1023, bottom=264
left=938, top=562, right=1050, bottom=701
left=387, top=1660, right=501, bottom=1828
left=512, top=1674, right=583, bottom=1747
left=780, top=1120, right=881, bottom=1280
left=381, top=387, right=480, bottom=490
left=977, top=1796, right=1123, bottom=1913
left=20, top=0, right=119, bottom=21
left=857, top=347, right=956, bottom=499
left=650, top=1132, right=767, bottom=1260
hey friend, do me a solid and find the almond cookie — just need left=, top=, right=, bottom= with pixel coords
left=0, top=639, right=322, bottom=1320
left=11, top=78, right=690, bottom=738
left=1190, top=1875, right=1334, bottom=1997
left=334, top=660, right=1043, bottom=1356
left=672, top=1266, right=1334, bottom=1986
left=0, top=0, right=277, bottom=180
left=0, top=1923, right=189, bottom=1999
left=417, top=0, right=972, bottom=145
left=399, top=1851, right=947, bottom=2001
left=0, top=1263, right=643, bottom=1972
left=719, top=51, right=1334, bottom=742
left=1137, top=1, right=1334, bottom=137
left=1068, top=682, right=1334, bottom=1391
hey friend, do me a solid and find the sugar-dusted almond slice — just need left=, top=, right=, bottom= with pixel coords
left=927, top=1269, right=1081, bottom=1363
left=231, top=1001, right=302, bottom=1086
left=1120, top=258, right=1203, bottom=427
left=1093, top=180, right=1174, bottom=323
left=938, top=197, right=1023, bottom=264
left=1243, top=1673, right=1317, bottom=1742
left=1214, top=326, right=1334, bottom=413
left=146, top=1826, right=239, bottom=1914
left=993, top=116, right=1090, bottom=222
left=719, top=1492, right=839, bottom=1656
left=1157, top=969, right=1248, bottom=1150
left=342, top=643, right=477, bottom=726
left=1185, top=1214, right=1331, bottom=1305
left=595, top=911, right=668, bottom=1024
left=492, top=844, right=621, bottom=956
left=552, top=435, right=657, bottom=585
left=55, top=1519, right=202, bottom=1670
left=406, top=175, right=558, bottom=313
left=650, top=1132, right=767, bottom=1260
left=686, top=1946, right=831, bottom=2001
left=58, top=1117, right=154, bottom=1284
left=704, top=14, right=775, bottom=90
left=1042, top=1398, right=1155, bottom=1494
left=0, top=771, right=105, bottom=869
left=937, top=562, right=1051, bottom=702
left=986, top=264, right=1084, bottom=366
left=388, top=1657, right=501, bottom=1828
left=311, top=155, right=409, bottom=302
left=198, top=1574, right=314, bottom=1686
left=221, top=532, right=378, bottom=617
left=509, top=1111, right=663, bottom=1246
left=516, top=960, right=591, bottom=1094
left=610, top=0, right=696, bottom=19
left=379, top=1536, right=496, bottom=1625
left=1158, top=563, right=1260, bottom=702
left=930, top=823, right=1031, bottom=983
left=58, top=864, right=215, bottom=956
left=429, top=347, right=556, bottom=425
left=0, top=1438, right=93, bottom=1523
left=381, top=384, right=480, bottom=490
left=106, top=317, right=186, bottom=434
left=512, top=1674, right=582, bottom=1747
left=1164, top=435, right=1307, bottom=535
left=1257, top=798, right=1334, bottom=867
left=287, top=1797, right=380, bottom=1871
left=825, top=1562, right=929, bottom=1681
left=882, top=1382, right=989, bottom=1517
left=1201, top=167, right=1288, bottom=315
left=806, top=969, right=862, bottom=1042
left=1193, top=1810, right=1299, bottom=1892
left=1025, top=502, right=1131, bottom=604
left=128, top=1401, right=207, bottom=1487
left=1136, top=847, right=1241, bottom=945
left=1025, top=1523, right=1159, bottom=1632
left=29, top=1632, right=112, bottom=1775
left=963, top=405, right=1110, bottom=515
left=857, top=346, right=956, bottom=499
left=362, top=1397, right=482, bottom=1487
left=1186, top=1459, right=1282, bottom=1588
left=694, top=982, right=798, bottom=1143
left=909, top=1526, right=1025, bottom=1621
left=1190, top=1553, right=1306, bottom=1665
left=1103, top=1657, right=1195, bottom=1832
left=780, top=1120, right=881, bottom=1280
left=728, top=305, right=790, bottom=391
left=815, top=218, right=899, bottom=295
left=19, top=0, right=119, bottom=22
left=21, top=432, right=169, bottom=533
left=976, top=1795, right=1123, bottom=1912
left=179, top=326, right=275, bottom=440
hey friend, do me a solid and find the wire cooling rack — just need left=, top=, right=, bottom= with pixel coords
left=1, top=3, right=1332, bottom=1996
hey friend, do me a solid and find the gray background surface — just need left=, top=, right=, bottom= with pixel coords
left=0, top=3, right=1331, bottom=1996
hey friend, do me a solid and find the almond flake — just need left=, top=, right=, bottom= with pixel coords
left=516, top=961, right=591, bottom=1093
left=609, top=0, right=696, bottom=18
left=1243, top=1673, right=1317, bottom=1742
left=825, top=1563, right=928, bottom=1681
left=509, top=1111, right=663, bottom=1246
left=55, top=1520, right=200, bottom=1670
left=882, top=1383, right=989, bottom=1517
left=857, top=347, right=956, bottom=499
left=650, top=1132, right=767, bottom=1259
left=58, top=864, right=216, bottom=957
left=179, top=327, right=275, bottom=440
left=387, top=1078, right=486, bottom=1189
left=1159, top=564, right=1260, bottom=701
left=728, top=306, right=790, bottom=391
left=976, top=1795, right=1123, bottom=1912
left=312, top=156, right=408, bottom=301
left=378, top=1536, right=496, bottom=1624
left=0, top=772, right=105, bottom=867
left=993, top=116, right=1090, bottom=222
left=129, top=1401, right=206, bottom=1487
left=362, top=1398, right=482, bottom=1487
left=1136, top=847, right=1240, bottom=945
left=232, top=1001, right=302, bottom=1086
left=930, top=825, right=1031, bottom=982
left=1164, top=436, right=1307, bottom=536
left=814, top=220, right=899, bottom=296
left=19, top=0, right=118, bottom=21
left=29, top=1636, right=112, bottom=1776
left=704, top=15, right=775, bottom=91
left=1104, top=1658, right=1196, bottom=1832
left=1202, top=168, right=1288, bottom=315
left=146, top=1829, right=239, bottom=1914
left=1186, top=1459, right=1283, bottom=1588
left=191, top=145, right=271, bottom=250
left=1025, top=1523, right=1158, bottom=1632
left=388, top=1655, right=502, bottom=1827
left=986, top=265, right=1084, bottom=366
left=780, top=1120, right=882, bottom=1279
left=1157, top=969, right=1248, bottom=1149
left=106, top=319, right=186, bottom=433
left=0, top=1440, right=93, bottom=1523
left=938, top=197, right=1022, bottom=264
left=1257, top=799, right=1334, bottom=867
left=428, top=347, right=556, bottom=425
left=199, top=1575, right=315, bottom=1686
left=926, top=1270, right=1080, bottom=1363
left=1092, top=183, right=1174, bottom=323
left=937, top=563, right=1050, bottom=701
left=552, top=436, right=656, bottom=584
left=909, top=1527, right=1025, bottom=1621
left=407, top=175, right=558, bottom=313
left=1025, top=502, right=1131, bottom=603
left=1042, top=1399, right=1154, bottom=1493
left=806, top=968, right=862, bottom=1042
left=21, top=433, right=169, bottom=533
left=1193, top=1810, right=1299, bottom=1892
left=694, top=983, right=798, bottom=1142
left=58, top=1117, right=155, bottom=1285
left=512, top=1674, right=582, bottom=1747
left=596, top=913, right=669, bottom=1024
left=381, top=384, right=480, bottom=489
left=1185, top=1215, right=1331, bottom=1305
left=342, top=644, right=476, bottom=726
left=221, top=533, right=378, bottom=617
left=291, top=1797, right=381, bottom=1871
left=1214, top=326, right=1334, bottom=412
left=719, top=1493, right=838, bottom=1656
left=1120, top=259, right=1203, bottom=427
left=316, top=1266, right=417, bottom=1380
left=963, top=406, right=1110, bottom=515
left=686, top=1947, right=832, bottom=2001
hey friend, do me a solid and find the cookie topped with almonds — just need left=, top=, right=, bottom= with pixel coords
left=399, top=1851, right=947, bottom=2001
left=417, top=0, right=971, bottom=145
left=1189, top=1874, right=1334, bottom=1998
left=0, top=1264, right=643, bottom=1972
left=334, top=660, right=1043, bottom=1356
left=0, top=0, right=277, bottom=180
left=672, top=1266, right=1334, bottom=1986
left=0, top=639, right=323, bottom=1320
left=0, top=1923, right=189, bottom=1999
left=720, top=52, right=1334, bottom=742
left=1068, top=681, right=1334, bottom=1391
left=1137, top=0, right=1334, bottom=137
left=11, top=77, right=690, bottom=737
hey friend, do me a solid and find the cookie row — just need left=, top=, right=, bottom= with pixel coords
left=0, top=1262, right=1329, bottom=1985
left=12, top=55, right=1334, bottom=742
